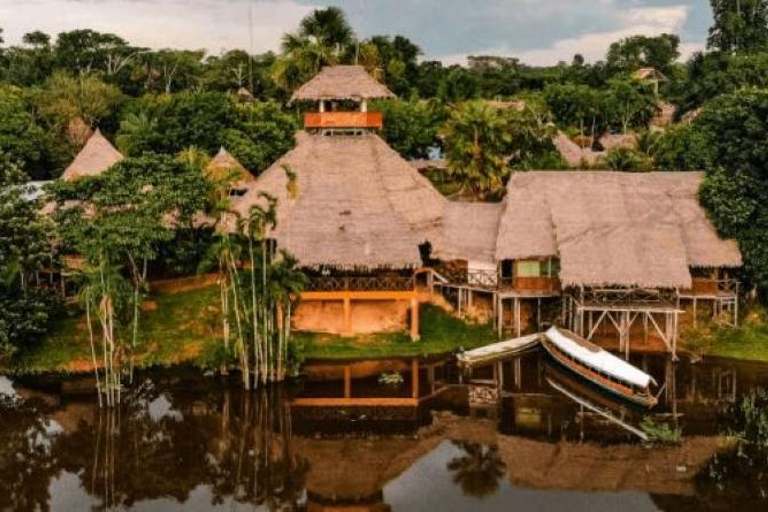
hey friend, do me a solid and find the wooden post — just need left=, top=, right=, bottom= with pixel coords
left=514, top=298, right=521, bottom=338
left=410, top=297, right=420, bottom=341
left=343, top=297, right=352, bottom=336
left=344, top=366, right=351, bottom=398
left=411, top=359, right=420, bottom=399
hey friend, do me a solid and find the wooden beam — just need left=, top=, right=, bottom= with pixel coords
left=292, top=397, right=419, bottom=407
left=301, top=290, right=417, bottom=301
left=410, top=297, right=420, bottom=341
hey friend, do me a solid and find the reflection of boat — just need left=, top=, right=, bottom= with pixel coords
left=543, top=362, right=647, bottom=440
left=542, top=326, right=658, bottom=408
left=457, top=334, right=541, bottom=368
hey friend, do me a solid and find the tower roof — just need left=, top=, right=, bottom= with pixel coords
left=61, top=129, right=123, bottom=181
left=206, top=147, right=255, bottom=183
left=291, top=65, right=396, bottom=103
left=230, top=132, right=445, bottom=269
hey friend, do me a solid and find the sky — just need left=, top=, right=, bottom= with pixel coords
left=0, top=0, right=714, bottom=65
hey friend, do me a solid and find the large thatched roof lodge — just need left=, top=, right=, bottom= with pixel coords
left=56, top=65, right=743, bottom=357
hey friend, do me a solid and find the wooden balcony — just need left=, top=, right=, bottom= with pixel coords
left=444, top=269, right=561, bottom=295
left=304, top=111, right=383, bottom=130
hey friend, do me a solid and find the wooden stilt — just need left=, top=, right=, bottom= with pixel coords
left=412, top=359, right=420, bottom=399
left=410, top=297, right=420, bottom=341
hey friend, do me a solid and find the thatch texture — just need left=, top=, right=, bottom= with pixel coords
left=61, top=129, right=123, bottom=181
left=553, top=131, right=604, bottom=167
left=206, top=147, right=255, bottom=184
left=633, top=67, right=667, bottom=81
left=437, top=202, right=502, bottom=263
left=598, top=133, right=638, bottom=151
left=231, top=132, right=446, bottom=269
left=291, top=65, right=396, bottom=102
left=496, top=172, right=742, bottom=289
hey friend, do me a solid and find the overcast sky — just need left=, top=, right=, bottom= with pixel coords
left=0, top=0, right=713, bottom=65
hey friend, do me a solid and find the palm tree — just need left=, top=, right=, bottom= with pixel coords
left=442, top=100, right=512, bottom=199
left=273, top=7, right=356, bottom=92
left=116, top=111, right=157, bottom=156
left=447, top=442, right=507, bottom=498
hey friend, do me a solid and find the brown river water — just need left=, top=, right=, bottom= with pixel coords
left=1, top=349, right=767, bottom=511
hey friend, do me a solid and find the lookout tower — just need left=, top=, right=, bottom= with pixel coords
left=291, top=65, right=396, bottom=134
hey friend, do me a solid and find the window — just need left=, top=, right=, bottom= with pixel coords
left=548, top=259, right=561, bottom=278
left=516, top=260, right=541, bottom=278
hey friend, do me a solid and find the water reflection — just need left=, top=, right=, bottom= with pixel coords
left=0, top=352, right=767, bottom=510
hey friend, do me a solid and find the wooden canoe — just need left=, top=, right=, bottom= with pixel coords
left=542, top=326, right=658, bottom=408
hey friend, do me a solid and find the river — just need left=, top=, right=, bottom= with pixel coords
left=1, top=349, right=767, bottom=511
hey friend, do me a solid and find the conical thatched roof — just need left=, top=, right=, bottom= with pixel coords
left=206, top=147, right=255, bottom=184
left=496, top=172, right=742, bottom=289
left=231, top=132, right=446, bottom=269
left=291, top=66, right=396, bottom=103
left=61, top=129, right=123, bottom=181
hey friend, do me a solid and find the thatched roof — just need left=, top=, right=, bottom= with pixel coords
left=633, top=67, right=667, bottom=81
left=553, top=131, right=604, bottom=168
left=231, top=132, right=446, bottom=269
left=496, top=172, right=742, bottom=289
left=61, top=129, right=123, bottom=181
left=291, top=66, right=396, bottom=103
left=598, top=133, right=638, bottom=151
left=437, top=202, right=502, bottom=263
left=206, top=147, right=255, bottom=184
left=410, top=159, right=448, bottom=171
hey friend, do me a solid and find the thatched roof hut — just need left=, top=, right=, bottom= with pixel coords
left=291, top=65, right=396, bottom=103
left=496, top=172, right=742, bottom=289
left=206, top=147, right=254, bottom=184
left=231, top=132, right=446, bottom=269
left=633, top=67, right=667, bottom=82
left=553, top=131, right=604, bottom=168
left=598, top=133, right=638, bottom=151
left=437, top=202, right=502, bottom=263
left=60, top=129, right=123, bottom=181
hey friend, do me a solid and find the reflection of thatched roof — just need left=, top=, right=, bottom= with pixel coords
left=206, top=147, right=255, bottom=184
left=61, top=129, right=123, bottom=181
left=293, top=436, right=442, bottom=500
left=496, top=172, right=742, bottom=288
left=291, top=66, right=396, bottom=103
left=231, top=132, right=446, bottom=268
left=498, top=435, right=721, bottom=496
left=437, top=202, right=502, bottom=263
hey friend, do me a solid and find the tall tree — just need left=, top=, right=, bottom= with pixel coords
left=708, top=0, right=768, bottom=53
left=441, top=100, right=511, bottom=199
left=606, top=34, right=681, bottom=76
left=697, top=89, right=768, bottom=298
left=0, top=85, right=47, bottom=177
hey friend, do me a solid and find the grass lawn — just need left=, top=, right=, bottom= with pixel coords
left=682, top=307, right=768, bottom=363
left=13, top=287, right=222, bottom=375
left=298, top=304, right=498, bottom=360
left=11, top=288, right=498, bottom=374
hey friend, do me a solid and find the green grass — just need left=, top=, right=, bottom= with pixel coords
left=682, top=306, right=768, bottom=363
left=13, top=290, right=498, bottom=374
left=298, top=304, right=498, bottom=360
left=13, top=287, right=221, bottom=375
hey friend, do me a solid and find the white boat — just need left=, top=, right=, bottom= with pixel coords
left=542, top=326, right=658, bottom=408
left=457, top=334, right=541, bottom=369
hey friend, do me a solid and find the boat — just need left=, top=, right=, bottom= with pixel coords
left=457, top=334, right=541, bottom=369
left=542, top=326, right=658, bottom=408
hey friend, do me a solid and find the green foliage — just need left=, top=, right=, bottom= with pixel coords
left=606, top=34, right=681, bottom=76
left=678, top=52, right=768, bottom=109
left=442, top=100, right=511, bottom=199
left=606, top=146, right=652, bottom=172
left=640, top=417, right=683, bottom=445
left=378, top=371, right=405, bottom=386
left=708, top=0, right=768, bottom=53
left=697, top=89, right=768, bottom=297
left=604, top=77, right=657, bottom=133
left=0, top=85, right=47, bottom=176
left=0, top=153, right=56, bottom=356
left=117, top=94, right=296, bottom=173
left=374, top=97, right=446, bottom=158
left=653, top=124, right=713, bottom=171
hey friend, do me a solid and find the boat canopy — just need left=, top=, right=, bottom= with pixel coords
left=544, top=327, right=655, bottom=389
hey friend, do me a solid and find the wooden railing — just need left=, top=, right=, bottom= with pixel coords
left=444, top=269, right=561, bottom=293
left=304, top=111, right=383, bottom=130
left=306, top=275, right=414, bottom=292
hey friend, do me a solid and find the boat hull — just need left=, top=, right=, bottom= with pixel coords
left=542, top=337, right=657, bottom=408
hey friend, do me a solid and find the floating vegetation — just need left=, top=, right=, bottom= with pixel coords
left=640, top=416, right=683, bottom=445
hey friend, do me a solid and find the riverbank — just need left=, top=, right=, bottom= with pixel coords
left=9, top=286, right=497, bottom=375
left=681, top=307, right=768, bottom=363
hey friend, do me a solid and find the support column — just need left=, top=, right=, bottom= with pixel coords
left=411, top=359, right=420, bottom=399
left=410, top=297, right=420, bottom=341
left=514, top=298, right=521, bottom=338
left=343, top=297, right=352, bottom=336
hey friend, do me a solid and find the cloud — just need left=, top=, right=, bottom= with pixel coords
left=0, top=0, right=317, bottom=55
left=0, top=0, right=709, bottom=64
